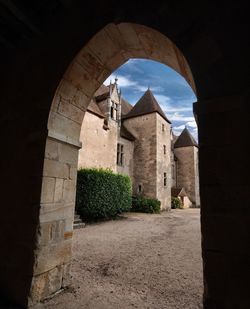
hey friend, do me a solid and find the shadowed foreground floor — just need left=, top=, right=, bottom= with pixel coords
left=42, top=209, right=202, bottom=309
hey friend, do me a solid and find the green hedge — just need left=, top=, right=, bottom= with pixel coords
left=131, top=195, right=161, bottom=214
left=171, top=197, right=183, bottom=209
left=76, top=168, right=132, bottom=221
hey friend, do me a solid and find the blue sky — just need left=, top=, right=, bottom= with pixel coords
left=104, top=59, right=197, bottom=140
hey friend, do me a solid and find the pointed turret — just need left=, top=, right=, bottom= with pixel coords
left=174, top=127, right=198, bottom=148
left=122, top=89, right=171, bottom=123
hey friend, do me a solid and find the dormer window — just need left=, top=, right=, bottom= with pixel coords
left=111, top=101, right=118, bottom=121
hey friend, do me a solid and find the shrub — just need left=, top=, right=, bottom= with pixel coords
left=171, top=197, right=183, bottom=209
left=131, top=195, right=161, bottom=214
left=76, top=168, right=132, bottom=221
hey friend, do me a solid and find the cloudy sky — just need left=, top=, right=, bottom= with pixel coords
left=104, top=59, right=197, bottom=140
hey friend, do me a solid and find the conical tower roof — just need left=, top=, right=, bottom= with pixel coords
left=174, top=127, right=198, bottom=148
left=122, top=89, right=171, bottom=123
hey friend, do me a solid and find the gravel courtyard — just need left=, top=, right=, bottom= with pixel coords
left=42, top=209, right=203, bottom=309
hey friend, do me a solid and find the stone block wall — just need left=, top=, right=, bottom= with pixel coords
left=193, top=146, right=200, bottom=206
left=156, top=114, right=171, bottom=210
left=78, top=112, right=118, bottom=172
left=117, top=136, right=134, bottom=179
left=123, top=114, right=158, bottom=202
left=174, top=146, right=200, bottom=206
left=29, top=136, right=79, bottom=305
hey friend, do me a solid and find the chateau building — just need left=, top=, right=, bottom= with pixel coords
left=78, top=80, right=200, bottom=209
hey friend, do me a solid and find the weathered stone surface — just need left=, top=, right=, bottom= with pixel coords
left=156, top=113, right=171, bottom=210
left=105, top=51, right=128, bottom=73
left=57, top=97, right=83, bottom=124
left=56, top=78, right=90, bottom=111
left=58, top=142, right=79, bottom=166
left=117, top=23, right=147, bottom=58
left=62, top=179, right=76, bottom=203
left=174, top=146, right=200, bottom=205
left=86, top=28, right=120, bottom=66
left=40, top=177, right=55, bottom=204
left=123, top=113, right=171, bottom=209
left=29, top=265, right=63, bottom=304
left=117, top=136, right=134, bottom=179
left=64, top=61, right=101, bottom=97
left=37, top=220, right=66, bottom=246
left=48, top=111, right=82, bottom=141
left=39, top=203, right=74, bottom=223
left=45, top=138, right=59, bottom=161
left=62, top=263, right=72, bottom=288
left=34, top=239, right=72, bottom=275
left=54, top=178, right=64, bottom=203
left=78, top=109, right=118, bottom=171
left=43, top=158, right=69, bottom=179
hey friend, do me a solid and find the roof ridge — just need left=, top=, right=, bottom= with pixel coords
left=122, top=89, right=171, bottom=123
left=174, top=127, right=198, bottom=148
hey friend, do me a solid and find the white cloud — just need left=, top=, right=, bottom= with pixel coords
left=186, top=120, right=197, bottom=128
left=122, top=59, right=145, bottom=73
left=134, top=85, right=148, bottom=92
left=154, top=94, right=172, bottom=105
left=162, top=106, right=193, bottom=113
left=155, top=95, right=193, bottom=114
left=104, top=74, right=164, bottom=95
left=168, top=112, right=195, bottom=122
left=172, top=126, right=198, bottom=142
left=104, top=74, right=137, bottom=88
left=173, top=124, right=185, bottom=131
left=173, top=97, right=196, bottom=108
left=135, top=85, right=164, bottom=92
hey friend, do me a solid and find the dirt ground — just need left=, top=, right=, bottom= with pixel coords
left=42, top=209, right=203, bottom=309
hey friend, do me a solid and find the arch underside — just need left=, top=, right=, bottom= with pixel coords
left=33, top=23, right=196, bottom=305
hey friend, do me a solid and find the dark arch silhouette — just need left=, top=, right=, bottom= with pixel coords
left=0, top=2, right=249, bottom=308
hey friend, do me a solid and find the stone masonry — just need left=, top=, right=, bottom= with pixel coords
left=78, top=82, right=199, bottom=211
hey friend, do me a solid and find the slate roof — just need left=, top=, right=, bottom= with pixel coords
left=87, top=100, right=105, bottom=118
left=122, top=89, right=171, bottom=123
left=94, top=84, right=109, bottom=97
left=171, top=131, right=178, bottom=150
left=172, top=132, right=178, bottom=143
left=94, top=84, right=110, bottom=102
left=120, top=124, right=136, bottom=141
left=121, top=98, right=133, bottom=115
left=174, top=127, right=198, bottom=148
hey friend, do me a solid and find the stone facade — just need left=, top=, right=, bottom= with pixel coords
left=78, top=111, right=118, bottom=171
left=156, top=113, right=171, bottom=209
left=78, top=82, right=199, bottom=210
left=173, top=129, right=200, bottom=206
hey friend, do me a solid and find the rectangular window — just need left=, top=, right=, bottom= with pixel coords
left=162, top=124, right=165, bottom=132
left=163, top=145, right=166, bottom=155
left=164, top=172, right=167, bottom=186
left=117, top=143, right=124, bottom=166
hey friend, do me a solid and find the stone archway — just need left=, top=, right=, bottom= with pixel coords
left=31, top=23, right=196, bottom=305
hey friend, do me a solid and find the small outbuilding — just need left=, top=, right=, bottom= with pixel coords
left=171, top=187, right=192, bottom=209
